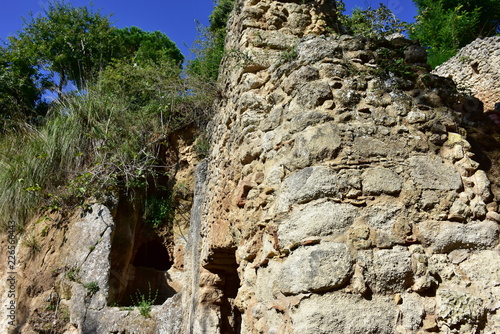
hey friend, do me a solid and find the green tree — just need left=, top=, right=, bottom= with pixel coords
left=410, top=0, right=499, bottom=67
left=188, top=0, right=235, bottom=81
left=0, top=0, right=184, bottom=124
left=341, top=3, right=409, bottom=38
left=112, top=26, right=184, bottom=66
left=10, top=0, right=115, bottom=94
left=413, top=0, right=500, bottom=37
left=0, top=45, right=47, bottom=127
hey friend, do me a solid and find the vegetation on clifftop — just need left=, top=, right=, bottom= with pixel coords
left=188, top=0, right=235, bottom=81
left=0, top=1, right=223, bottom=227
left=336, top=0, right=499, bottom=67
left=410, top=0, right=500, bottom=67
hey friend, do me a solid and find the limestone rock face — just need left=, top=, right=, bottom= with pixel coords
left=433, top=36, right=500, bottom=112
left=2, top=0, right=500, bottom=333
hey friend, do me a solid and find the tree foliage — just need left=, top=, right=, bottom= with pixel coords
left=187, top=0, right=235, bottom=81
left=0, top=0, right=222, bottom=227
left=410, top=0, right=500, bottom=67
left=413, top=0, right=500, bottom=37
left=10, top=1, right=115, bottom=93
left=339, top=3, right=409, bottom=38
left=0, top=46, right=46, bottom=125
left=0, top=57, right=215, bottom=225
left=112, top=26, right=184, bottom=66
left=0, top=0, right=184, bottom=123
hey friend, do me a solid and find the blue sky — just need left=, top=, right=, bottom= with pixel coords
left=0, top=0, right=215, bottom=58
left=358, top=0, right=418, bottom=23
left=0, top=0, right=418, bottom=59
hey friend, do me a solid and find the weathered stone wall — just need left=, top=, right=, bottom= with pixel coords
left=433, top=36, right=500, bottom=112
left=2, top=1, right=500, bottom=333
left=0, top=201, right=186, bottom=334
left=193, top=0, right=500, bottom=333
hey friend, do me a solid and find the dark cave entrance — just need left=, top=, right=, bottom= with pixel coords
left=110, top=237, right=176, bottom=306
left=133, top=239, right=172, bottom=270
left=220, top=266, right=242, bottom=334
left=107, top=195, right=177, bottom=307
left=110, top=238, right=176, bottom=306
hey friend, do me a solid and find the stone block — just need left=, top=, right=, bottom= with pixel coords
left=415, top=220, right=499, bottom=253
left=291, top=294, right=397, bottom=334
left=362, top=167, right=403, bottom=196
left=278, top=201, right=357, bottom=247
left=437, top=290, right=485, bottom=330
left=288, top=123, right=341, bottom=169
left=364, top=248, right=413, bottom=293
left=276, top=166, right=344, bottom=212
left=276, top=242, right=353, bottom=295
left=409, top=156, right=463, bottom=191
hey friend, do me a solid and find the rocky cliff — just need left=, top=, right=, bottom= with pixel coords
left=433, top=36, right=500, bottom=113
left=2, top=0, right=500, bottom=333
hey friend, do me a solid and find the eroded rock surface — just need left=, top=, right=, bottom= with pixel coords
left=434, top=36, right=500, bottom=112
left=2, top=0, right=500, bottom=333
left=193, top=0, right=500, bottom=333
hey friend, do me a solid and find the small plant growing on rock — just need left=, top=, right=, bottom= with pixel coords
left=84, top=281, right=100, bottom=295
left=66, top=267, right=80, bottom=282
left=195, top=135, right=210, bottom=158
left=144, top=194, right=175, bottom=229
left=226, top=48, right=256, bottom=68
left=22, top=233, right=41, bottom=258
left=40, top=225, right=50, bottom=237
left=280, top=43, right=298, bottom=63
left=45, top=302, right=56, bottom=311
left=131, top=283, right=158, bottom=318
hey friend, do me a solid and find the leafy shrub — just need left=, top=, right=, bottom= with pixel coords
left=280, top=43, right=299, bottom=63
left=410, top=0, right=496, bottom=68
left=195, top=134, right=210, bottom=159
left=187, top=0, right=235, bottom=81
left=0, top=57, right=215, bottom=226
left=144, top=194, right=175, bottom=229
left=338, top=2, right=409, bottom=38
left=376, top=48, right=416, bottom=80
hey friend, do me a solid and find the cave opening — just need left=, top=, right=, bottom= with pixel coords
left=119, top=239, right=176, bottom=306
left=220, top=267, right=242, bottom=334
left=133, top=239, right=172, bottom=270
left=108, top=221, right=177, bottom=307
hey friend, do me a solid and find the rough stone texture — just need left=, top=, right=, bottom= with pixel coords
left=362, top=167, right=403, bottom=195
left=433, top=36, right=500, bottom=112
left=3, top=0, right=500, bottom=333
left=275, top=242, right=353, bottom=295
left=363, top=247, right=414, bottom=293
left=437, top=289, right=486, bottom=333
left=192, top=0, right=500, bottom=332
left=415, top=220, right=499, bottom=253
left=409, top=156, right=463, bottom=191
left=277, top=201, right=357, bottom=247
left=290, top=294, right=398, bottom=334
left=276, top=166, right=343, bottom=213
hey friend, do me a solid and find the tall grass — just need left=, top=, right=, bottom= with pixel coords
left=0, top=59, right=215, bottom=227
left=0, top=98, right=92, bottom=225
